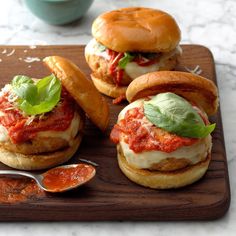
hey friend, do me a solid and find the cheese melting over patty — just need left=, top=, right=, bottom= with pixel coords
left=36, top=111, right=81, bottom=146
left=85, top=39, right=182, bottom=80
left=118, top=99, right=212, bottom=170
left=0, top=112, right=81, bottom=146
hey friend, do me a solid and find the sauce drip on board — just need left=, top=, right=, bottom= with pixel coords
left=112, top=94, right=126, bottom=105
left=0, top=177, right=44, bottom=204
left=42, top=164, right=95, bottom=192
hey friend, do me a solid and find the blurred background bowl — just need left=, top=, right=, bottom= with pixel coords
left=24, top=0, right=94, bottom=25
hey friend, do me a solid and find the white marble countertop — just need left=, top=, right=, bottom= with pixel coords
left=0, top=0, right=235, bottom=235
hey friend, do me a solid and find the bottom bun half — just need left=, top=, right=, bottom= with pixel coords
left=91, top=74, right=127, bottom=98
left=0, top=134, right=83, bottom=170
left=117, top=145, right=211, bottom=189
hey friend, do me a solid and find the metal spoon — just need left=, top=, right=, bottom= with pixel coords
left=0, top=164, right=96, bottom=193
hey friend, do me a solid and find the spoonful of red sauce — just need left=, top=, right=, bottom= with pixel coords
left=0, top=164, right=96, bottom=193
left=42, top=164, right=96, bottom=192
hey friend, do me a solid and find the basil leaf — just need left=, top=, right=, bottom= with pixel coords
left=37, top=75, right=61, bottom=102
left=12, top=74, right=61, bottom=115
left=96, top=42, right=106, bottom=52
left=118, top=52, right=134, bottom=69
left=12, top=75, right=34, bottom=87
left=12, top=76, right=38, bottom=105
left=144, top=93, right=216, bottom=138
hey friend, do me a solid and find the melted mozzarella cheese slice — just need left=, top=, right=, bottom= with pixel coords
left=36, top=111, right=81, bottom=146
left=85, top=39, right=111, bottom=61
left=118, top=99, right=144, bottom=121
left=118, top=98, right=212, bottom=170
left=0, top=125, right=8, bottom=142
left=124, top=46, right=182, bottom=80
left=124, top=62, right=160, bottom=81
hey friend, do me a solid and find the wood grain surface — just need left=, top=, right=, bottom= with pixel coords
left=0, top=45, right=230, bottom=221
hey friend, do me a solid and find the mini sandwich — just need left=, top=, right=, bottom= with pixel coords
left=85, top=7, right=181, bottom=98
left=0, top=56, right=109, bottom=170
left=110, top=71, right=218, bottom=189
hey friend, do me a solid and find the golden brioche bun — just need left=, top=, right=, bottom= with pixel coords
left=126, top=71, right=218, bottom=115
left=117, top=145, right=211, bottom=189
left=0, top=133, right=83, bottom=170
left=44, top=56, right=109, bottom=131
left=92, top=7, right=181, bottom=52
left=91, top=73, right=127, bottom=98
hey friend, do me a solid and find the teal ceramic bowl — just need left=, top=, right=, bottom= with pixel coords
left=24, top=0, right=94, bottom=25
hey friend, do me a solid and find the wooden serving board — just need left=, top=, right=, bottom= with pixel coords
left=0, top=45, right=230, bottom=221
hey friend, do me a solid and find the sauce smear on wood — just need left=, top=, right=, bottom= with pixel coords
left=0, top=177, right=44, bottom=203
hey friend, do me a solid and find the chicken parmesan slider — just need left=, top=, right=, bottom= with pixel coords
left=110, top=71, right=218, bottom=189
left=85, top=7, right=181, bottom=98
left=0, top=56, right=109, bottom=170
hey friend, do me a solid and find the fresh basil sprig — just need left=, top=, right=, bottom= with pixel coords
left=12, top=74, right=61, bottom=115
left=144, top=93, right=215, bottom=138
left=118, top=52, right=134, bottom=69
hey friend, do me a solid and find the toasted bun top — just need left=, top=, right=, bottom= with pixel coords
left=92, top=7, right=181, bottom=53
left=126, top=71, right=218, bottom=115
left=43, top=56, right=109, bottom=131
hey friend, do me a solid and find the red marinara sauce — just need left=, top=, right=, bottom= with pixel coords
left=0, top=88, right=76, bottom=144
left=107, top=49, right=124, bottom=86
left=42, top=164, right=95, bottom=192
left=107, top=49, right=157, bottom=86
left=110, top=106, right=198, bottom=153
left=112, top=94, right=126, bottom=105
